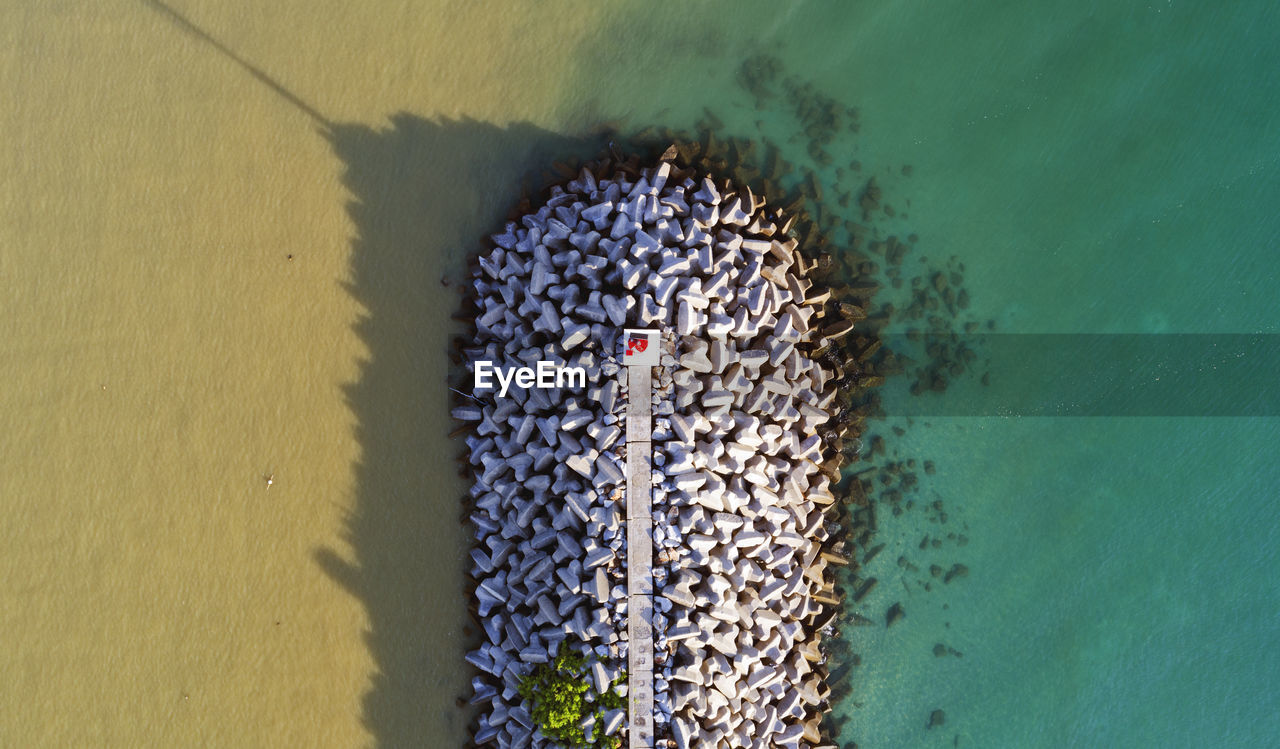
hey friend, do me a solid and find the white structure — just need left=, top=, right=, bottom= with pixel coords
left=624, top=337, right=656, bottom=749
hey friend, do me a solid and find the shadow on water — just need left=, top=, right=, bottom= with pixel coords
left=140, top=3, right=612, bottom=744
left=315, top=114, right=603, bottom=747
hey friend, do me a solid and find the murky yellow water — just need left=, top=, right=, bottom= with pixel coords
left=0, top=1, right=614, bottom=745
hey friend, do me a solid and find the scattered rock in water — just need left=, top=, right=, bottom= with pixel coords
left=886, top=602, right=905, bottom=627
left=928, top=709, right=946, bottom=729
left=943, top=563, right=969, bottom=584
left=736, top=53, right=783, bottom=106
left=859, top=178, right=882, bottom=219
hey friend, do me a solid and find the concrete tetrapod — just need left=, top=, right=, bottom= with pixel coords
left=454, top=151, right=854, bottom=748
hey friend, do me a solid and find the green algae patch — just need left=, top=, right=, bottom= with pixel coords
left=517, top=642, right=625, bottom=748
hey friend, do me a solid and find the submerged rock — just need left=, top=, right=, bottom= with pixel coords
left=943, top=563, right=969, bottom=584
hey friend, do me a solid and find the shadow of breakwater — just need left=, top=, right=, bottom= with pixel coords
left=315, top=114, right=604, bottom=747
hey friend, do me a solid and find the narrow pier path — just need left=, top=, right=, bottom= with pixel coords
left=624, top=363, right=655, bottom=749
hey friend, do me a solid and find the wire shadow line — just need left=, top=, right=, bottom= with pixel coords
left=141, top=0, right=332, bottom=128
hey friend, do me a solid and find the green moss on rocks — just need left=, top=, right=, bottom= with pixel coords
left=516, top=642, right=624, bottom=748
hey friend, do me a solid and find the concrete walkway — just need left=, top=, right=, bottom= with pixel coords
left=624, top=364, right=655, bottom=749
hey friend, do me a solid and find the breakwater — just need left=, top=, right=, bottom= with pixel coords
left=453, top=145, right=869, bottom=748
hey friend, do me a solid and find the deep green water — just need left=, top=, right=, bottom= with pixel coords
left=572, top=1, right=1280, bottom=746
left=788, top=3, right=1279, bottom=746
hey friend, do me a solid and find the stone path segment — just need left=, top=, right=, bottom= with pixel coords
left=625, top=364, right=654, bottom=749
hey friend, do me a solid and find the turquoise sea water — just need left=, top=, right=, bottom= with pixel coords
left=569, top=1, right=1279, bottom=746
left=788, top=3, right=1280, bottom=746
